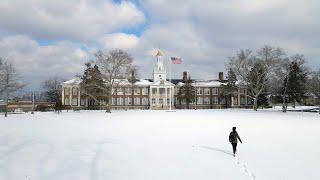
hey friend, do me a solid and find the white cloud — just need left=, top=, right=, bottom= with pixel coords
left=1, top=0, right=320, bottom=90
left=101, top=33, right=139, bottom=50
left=0, top=35, right=88, bottom=89
left=133, top=0, right=320, bottom=79
left=0, top=0, right=145, bottom=41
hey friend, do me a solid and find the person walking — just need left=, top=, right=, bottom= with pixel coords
left=229, top=127, right=242, bottom=156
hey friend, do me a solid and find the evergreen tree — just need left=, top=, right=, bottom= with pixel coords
left=177, top=77, right=196, bottom=109
left=43, top=77, right=63, bottom=104
left=221, top=69, right=238, bottom=108
left=257, top=90, right=269, bottom=108
left=286, top=56, right=308, bottom=107
left=128, top=65, right=139, bottom=108
left=80, top=62, right=107, bottom=109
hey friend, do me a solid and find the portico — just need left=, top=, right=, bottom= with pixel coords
left=149, top=50, right=174, bottom=110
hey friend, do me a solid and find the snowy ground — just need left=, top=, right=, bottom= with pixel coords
left=0, top=109, right=319, bottom=180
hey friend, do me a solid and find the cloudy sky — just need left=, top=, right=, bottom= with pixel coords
left=0, top=0, right=319, bottom=90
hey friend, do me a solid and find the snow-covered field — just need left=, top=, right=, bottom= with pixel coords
left=0, top=109, right=319, bottom=180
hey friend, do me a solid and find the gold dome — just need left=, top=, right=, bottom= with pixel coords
left=155, top=50, right=163, bottom=57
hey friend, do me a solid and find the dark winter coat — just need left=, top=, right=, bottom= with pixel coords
left=229, top=131, right=242, bottom=144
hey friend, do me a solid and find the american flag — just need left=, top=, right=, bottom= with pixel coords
left=171, top=57, right=182, bottom=64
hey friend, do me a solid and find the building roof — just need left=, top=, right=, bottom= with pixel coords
left=62, top=77, right=81, bottom=86
left=135, top=79, right=152, bottom=86
left=62, top=78, right=232, bottom=88
left=150, top=80, right=174, bottom=86
left=193, top=80, right=225, bottom=87
left=112, top=79, right=153, bottom=87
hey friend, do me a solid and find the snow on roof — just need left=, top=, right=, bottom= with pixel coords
left=61, top=78, right=234, bottom=88
left=193, top=80, right=224, bottom=87
left=150, top=80, right=174, bottom=86
left=62, top=78, right=81, bottom=86
left=114, top=79, right=152, bottom=87
left=135, top=79, right=152, bottom=86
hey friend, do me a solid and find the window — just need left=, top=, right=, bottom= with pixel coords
left=159, top=88, right=165, bottom=95
left=204, top=97, right=210, bottom=104
left=197, top=88, right=202, bottom=95
left=142, top=88, right=148, bottom=95
left=128, top=97, right=132, bottom=105
left=117, top=97, right=123, bottom=105
left=72, top=98, right=78, bottom=106
left=72, top=88, right=78, bottom=95
left=134, top=97, right=140, bottom=105
left=212, top=96, right=219, bottom=104
left=167, top=88, right=170, bottom=95
left=120, top=88, right=125, bottom=95
left=212, top=88, right=218, bottom=95
left=64, top=98, right=70, bottom=105
left=167, top=98, right=170, bottom=104
left=240, top=88, right=246, bottom=94
left=134, top=88, right=140, bottom=95
left=219, top=97, right=225, bottom=104
left=152, top=88, right=157, bottom=94
left=159, top=98, right=163, bottom=104
left=204, top=88, right=210, bottom=95
left=81, top=99, right=86, bottom=106
left=142, top=98, right=148, bottom=105
left=240, top=96, right=246, bottom=105
left=124, top=98, right=128, bottom=105
left=125, top=88, right=131, bottom=94
left=64, top=88, right=69, bottom=95
left=152, top=98, right=156, bottom=104
left=197, top=97, right=203, bottom=104
left=233, top=97, right=238, bottom=105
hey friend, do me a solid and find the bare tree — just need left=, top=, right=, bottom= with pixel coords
left=0, top=59, right=24, bottom=117
left=227, top=46, right=284, bottom=111
left=268, top=57, right=290, bottom=112
left=0, top=58, right=3, bottom=94
left=309, top=69, right=320, bottom=114
left=95, top=49, right=134, bottom=113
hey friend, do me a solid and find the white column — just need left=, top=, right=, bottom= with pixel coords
left=165, top=87, right=167, bottom=106
left=238, top=88, right=240, bottom=106
left=69, top=87, right=72, bottom=106
left=61, top=86, right=65, bottom=105
left=245, top=89, right=248, bottom=105
left=231, top=96, right=234, bottom=107
left=169, top=59, right=172, bottom=110
left=78, top=88, right=81, bottom=107
left=157, top=87, right=159, bottom=106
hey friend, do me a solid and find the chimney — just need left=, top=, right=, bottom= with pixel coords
left=218, top=72, right=224, bottom=81
left=183, top=71, right=188, bottom=82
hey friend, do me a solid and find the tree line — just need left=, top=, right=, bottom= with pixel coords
left=1, top=46, right=320, bottom=116
left=227, top=45, right=320, bottom=112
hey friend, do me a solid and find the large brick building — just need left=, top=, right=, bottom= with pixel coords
left=61, top=51, right=252, bottom=110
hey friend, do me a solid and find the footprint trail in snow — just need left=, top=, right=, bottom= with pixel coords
left=194, top=145, right=256, bottom=180
left=234, top=154, right=256, bottom=180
